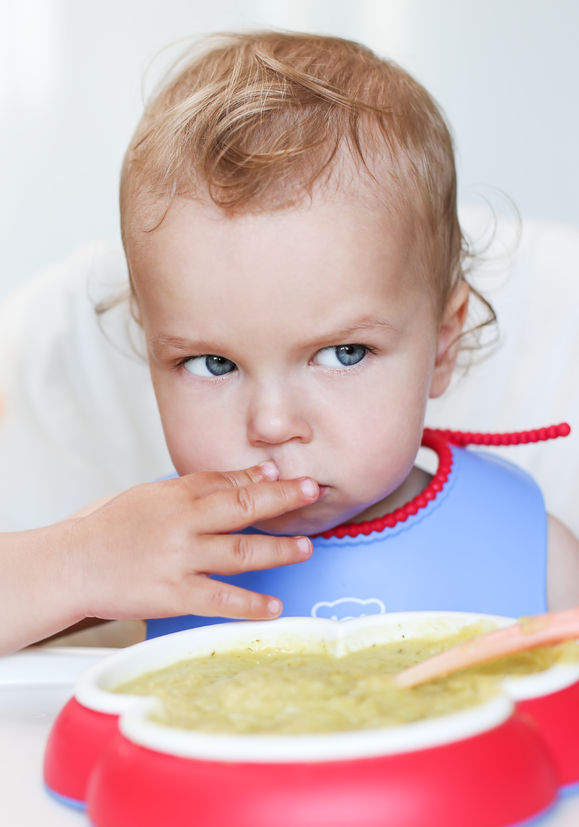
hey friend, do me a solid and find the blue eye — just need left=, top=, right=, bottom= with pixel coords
left=314, top=345, right=368, bottom=368
left=183, top=355, right=237, bottom=377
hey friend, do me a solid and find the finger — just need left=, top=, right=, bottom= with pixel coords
left=193, top=533, right=312, bottom=575
left=199, top=477, right=319, bottom=534
left=185, top=576, right=284, bottom=620
left=178, top=461, right=280, bottom=499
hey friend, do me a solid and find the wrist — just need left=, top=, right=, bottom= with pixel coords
left=57, top=516, right=101, bottom=623
left=0, top=523, right=88, bottom=653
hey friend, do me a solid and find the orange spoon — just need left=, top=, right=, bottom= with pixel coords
left=395, top=608, right=579, bottom=688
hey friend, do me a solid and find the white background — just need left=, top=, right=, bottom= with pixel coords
left=1, top=0, right=578, bottom=301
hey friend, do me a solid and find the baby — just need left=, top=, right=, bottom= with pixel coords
left=116, top=31, right=579, bottom=636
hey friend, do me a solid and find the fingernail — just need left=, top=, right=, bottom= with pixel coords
left=258, top=460, right=279, bottom=481
left=296, top=537, right=312, bottom=556
left=299, top=478, right=318, bottom=499
left=268, top=598, right=282, bottom=616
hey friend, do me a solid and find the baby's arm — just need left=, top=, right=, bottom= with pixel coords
left=547, top=515, right=579, bottom=610
left=0, top=463, right=317, bottom=655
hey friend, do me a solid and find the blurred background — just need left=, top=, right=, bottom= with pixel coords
left=1, top=0, right=578, bottom=300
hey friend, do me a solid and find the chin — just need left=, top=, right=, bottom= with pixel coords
left=251, top=506, right=345, bottom=537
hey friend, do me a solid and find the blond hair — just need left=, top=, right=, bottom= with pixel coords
left=120, top=30, right=494, bottom=332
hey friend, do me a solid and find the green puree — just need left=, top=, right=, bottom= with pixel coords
left=115, top=628, right=579, bottom=735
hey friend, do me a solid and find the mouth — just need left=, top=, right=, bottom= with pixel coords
left=274, top=469, right=330, bottom=499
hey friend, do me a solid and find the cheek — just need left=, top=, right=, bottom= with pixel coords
left=345, top=415, right=420, bottom=494
left=330, top=370, right=430, bottom=489
left=154, top=382, right=241, bottom=474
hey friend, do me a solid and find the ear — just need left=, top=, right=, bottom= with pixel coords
left=429, top=280, right=470, bottom=398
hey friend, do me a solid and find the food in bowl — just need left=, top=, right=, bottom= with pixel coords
left=115, top=625, right=579, bottom=734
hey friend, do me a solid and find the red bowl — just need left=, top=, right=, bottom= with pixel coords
left=44, top=612, right=579, bottom=826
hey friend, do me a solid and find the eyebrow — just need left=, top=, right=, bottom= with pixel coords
left=300, top=317, right=401, bottom=351
left=151, top=334, right=209, bottom=352
left=150, top=317, right=398, bottom=356
left=149, top=334, right=224, bottom=360
left=315, top=318, right=399, bottom=341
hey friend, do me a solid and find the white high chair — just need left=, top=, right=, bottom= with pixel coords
left=0, top=242, right=171, bottom=530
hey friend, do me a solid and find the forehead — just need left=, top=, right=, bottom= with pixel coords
left=127, top=193, right=427, bottom=336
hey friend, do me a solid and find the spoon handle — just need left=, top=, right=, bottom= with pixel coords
left=395, top=608, right=579, bottom=688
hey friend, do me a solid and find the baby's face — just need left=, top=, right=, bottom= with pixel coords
left=128, top=194, right=448, bottom=535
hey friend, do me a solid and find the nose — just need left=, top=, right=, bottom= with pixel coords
left=247, top=383, right=313, bottom=447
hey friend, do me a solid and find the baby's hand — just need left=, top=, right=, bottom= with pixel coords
left=68, top=463, right=318, bottom=623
